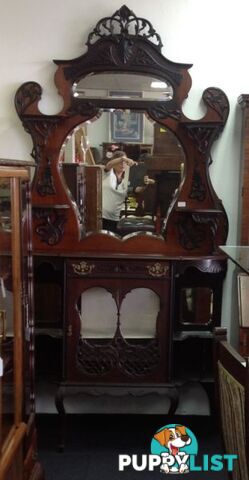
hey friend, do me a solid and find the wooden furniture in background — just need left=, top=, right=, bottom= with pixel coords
left=238, top=95, right=249, bottom=245
left=84, top=165, right=102, bottom=231
left=238, top=272, right=249, bottom=356
left=152, top=123, right=185, bottom=171
left=0, top=160, right=43, bottom=480
left=219, top=246, right=249, bottom=357
left=214, top=330, right=249, bottom=480
left=62, top=163, right=102, bottom=232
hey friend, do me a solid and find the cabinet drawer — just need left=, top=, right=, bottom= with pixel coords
left=66, top=258, right=170, bottom=279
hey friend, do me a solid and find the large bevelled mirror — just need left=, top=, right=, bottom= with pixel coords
left=15, top=4, right=229, bottom=254
left=73, top=73, right=173, bottom=102
left=60, top=110, right=185, bottom=235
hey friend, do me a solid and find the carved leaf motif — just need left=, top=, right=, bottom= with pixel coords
left=185, top=125, right=221, bottom=155
left=203, top=87, right=229, bottom=122
left=116, top=38, right=135, bottom=64
left=68, top=100, right=99, bottom=117
left=177, top=215, right=206, bottom=250
left=148, top=104, right=181, bottom=121
left=34, top=208, right=67, bottom=245
left=15, top=82, right=42, bottom=116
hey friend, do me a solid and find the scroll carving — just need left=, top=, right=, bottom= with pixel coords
left=33, top=208, right=67, bottom=245
left=203, top=87, right=230, bottom=122
left=15, top=5, right=229, bottom=255
left=177, top=212, right=225, bottom=252
left=15, top=81, right=42, bottom=115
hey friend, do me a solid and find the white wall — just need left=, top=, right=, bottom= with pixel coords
left=2, top=0, right=249, bottom=337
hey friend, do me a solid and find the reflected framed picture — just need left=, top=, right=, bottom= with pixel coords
left=238, top=272, right=249, bottom=327
left=109, top=91, right=143, bottom=143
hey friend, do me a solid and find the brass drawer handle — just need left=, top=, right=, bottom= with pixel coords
left=72, top=261, right=95, bottom=275
left=147, top=263, right=169, bottom=277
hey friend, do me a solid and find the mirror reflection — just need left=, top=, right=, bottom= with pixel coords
left=0, top=256, right=14, bottom=442
left=73, top=73, right=173, bottom=102
left=60, top=111, right=185, bottom=235
left=0, top=179, right=11, bottom=232
left=180, top=287, right=214, bottom=326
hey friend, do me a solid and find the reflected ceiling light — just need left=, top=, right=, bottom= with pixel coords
left=151, top=81, right=167, bottom=88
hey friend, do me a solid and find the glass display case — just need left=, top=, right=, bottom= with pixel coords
left=219, top=245, right=249, bottom=356
left=0, top=160, right=42, bottom=480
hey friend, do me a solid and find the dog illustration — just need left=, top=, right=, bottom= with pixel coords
left=154, top=425, right=191, bottom=473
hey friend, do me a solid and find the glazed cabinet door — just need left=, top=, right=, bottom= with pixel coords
left=65, top=258, right=172, bottom=384
left=0, top=163, right=35, bottom=480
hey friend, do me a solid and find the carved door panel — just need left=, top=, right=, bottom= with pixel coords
left=65, top=259, right=171, bottom=383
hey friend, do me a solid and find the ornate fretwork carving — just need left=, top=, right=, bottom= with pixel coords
left=203, top=87, right=230, bottom=123
left=36, top=157, right=56, bottom=196
left=33, top=207, right=67, bottom=245
left=76, top=336, right=160, bottom=377
left=15, top=81, right=42, bottom=116
left=189, top=168, right=206, bottom=201
left=86, top=5, right=163, bottom=50
left=118, top=339, right=160, bottom=377
left=72, top=261, right=95, bottom=275
left=77, top=340, right=117, bottom=376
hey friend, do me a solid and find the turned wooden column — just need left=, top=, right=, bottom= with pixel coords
left=238, top=94, right=249, bottom=244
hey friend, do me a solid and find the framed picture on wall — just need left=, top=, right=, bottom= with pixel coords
left=109, top=91, right=143, bottom=143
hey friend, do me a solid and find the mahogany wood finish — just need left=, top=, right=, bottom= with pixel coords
left=238, top=94, right=249, bottom=245
left=66, top=256, right=171, bottom=383
left=15, top=5, right=229, bottom=256
left=14, top=6, right=230, bottom=429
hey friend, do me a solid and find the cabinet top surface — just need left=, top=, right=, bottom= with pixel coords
left=219, top=245, right=249, bottom=274
left=34, top=251, right=227, bottom=262
left=0, top=159, right=35, bottom=166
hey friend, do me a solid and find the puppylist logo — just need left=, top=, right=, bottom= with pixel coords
left=119, top=423, right=238, bottom=474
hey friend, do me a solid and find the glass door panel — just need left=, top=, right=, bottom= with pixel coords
left=0, top=177, right=14, bottom=448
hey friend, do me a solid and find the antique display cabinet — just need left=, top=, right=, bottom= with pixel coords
left=0, top=160, right=42, bottom=479
left=15, top=6, right=229, bottom=449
